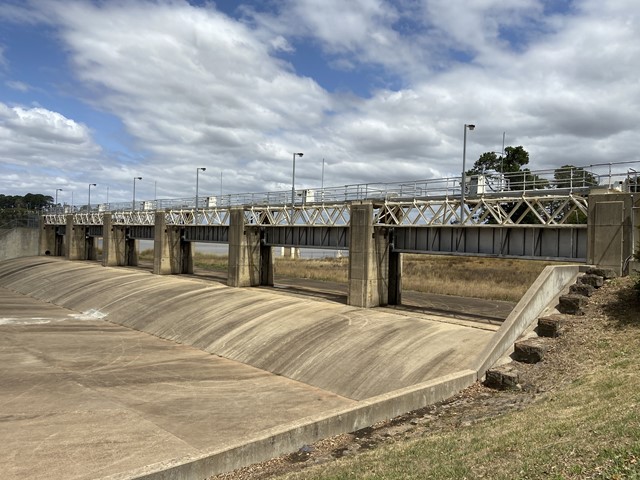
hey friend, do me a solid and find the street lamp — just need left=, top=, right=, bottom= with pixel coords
left=55, top=188, right=63, bottom=206
left=88, top=183, right=97, bottom=212
left=291, top=152, right=304, bottom=207
left=132, top=176, right=142, bottom=211
left=195, top=167, right=206, bottom=210
left=460, top=124, right=475, bottom=223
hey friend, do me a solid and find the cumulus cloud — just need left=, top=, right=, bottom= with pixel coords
left=0, top=0, right=638, bottom=201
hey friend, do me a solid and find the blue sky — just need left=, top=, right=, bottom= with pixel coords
left=0, top=0, right=639, bottom=206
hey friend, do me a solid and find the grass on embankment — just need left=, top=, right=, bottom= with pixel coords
left=276, top=276, right=640, bottom=480
left=140, top=249, right=551, bottom=302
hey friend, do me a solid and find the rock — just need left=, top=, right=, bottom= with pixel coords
left=585, top=267, right=618, bottom=279
left=537, top=315, right=564, bottom=337
left=485, top=364, right=520, bottom=390
left=579, top=274, right=604, bottom=288
left=513, top=338, right=550, bottom=363
left=558, top=294, right=587, bottom=315
left=570, top=282, right=596, bottom=297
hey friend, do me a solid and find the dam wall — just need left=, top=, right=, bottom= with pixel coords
left=0, top=227, right=39, bottom=261
left=0, top=256, right=493, bottom=401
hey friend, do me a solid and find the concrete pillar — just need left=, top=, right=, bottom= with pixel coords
left=103, top=213, right=136, bottom=267
left=588, top=191, right=639, bottom=275
left=348, top=201, right=392, bottom=307
left=66, top=214, right=87, bottom=260
left=153, top=212, right=193, bottom=274
left=227, top=208, right=273, bottom=287
left=39, top=216, right=60, bottom=256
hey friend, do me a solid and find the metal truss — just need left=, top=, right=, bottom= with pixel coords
left=111, top=211, right=155, bottom=225
left=162, top=209, right=231, bottom=226
left=375, top=193, right=589, bottom=226
left=43, top=194, right=588, bottom=228
left=245, top=204, right=351, bottom=226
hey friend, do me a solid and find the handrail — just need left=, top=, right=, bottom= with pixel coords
left=42, top=159, right=640, bottom=214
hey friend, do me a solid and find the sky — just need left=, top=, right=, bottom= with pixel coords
left=0, top=0, right=639, bottom=206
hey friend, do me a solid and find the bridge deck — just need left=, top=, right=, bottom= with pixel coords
left=0, top=257, right=496, bottom=479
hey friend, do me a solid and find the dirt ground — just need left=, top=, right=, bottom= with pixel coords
left=211, top=275, right=638, bottom=480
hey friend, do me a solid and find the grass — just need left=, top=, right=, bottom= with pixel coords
left=140, top=248, right=552, bottom=302
left=274, top=277, right=640, bottom=480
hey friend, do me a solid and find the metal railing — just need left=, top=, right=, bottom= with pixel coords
left=43, top=160, right=639, bottom=216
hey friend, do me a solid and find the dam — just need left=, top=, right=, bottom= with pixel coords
left=0, top=256, right=578, bottom=479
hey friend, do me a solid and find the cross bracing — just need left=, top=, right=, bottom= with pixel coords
left=44, top=192, right=590, bottom=228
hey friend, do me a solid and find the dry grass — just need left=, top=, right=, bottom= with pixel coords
left=140, top=248, right=553, bottom=302
left=274, top=254, right=551, bottom=302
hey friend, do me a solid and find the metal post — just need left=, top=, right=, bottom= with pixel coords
left=133, top=177, right=142, bottom=211
left=195, top=167, right=206, bottom=211
left=88, top=183, right=96, bottom=212
left=461, top=124, right=475, bottom=223
left=292, top=152, right=303, bottom=207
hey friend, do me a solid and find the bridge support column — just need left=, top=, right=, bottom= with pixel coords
left=153, top=212, right=193, bottom=274
left=348, top=202, right=394, bottom=307
left=228, top=208, right=273, bottom=287
left=588, top=192, right=640, bottom=275
left=103, top=214, right=139, bottom=267
left=65, top=214, right=92, bottom=261
left=39, top=216, right=63, bottom=256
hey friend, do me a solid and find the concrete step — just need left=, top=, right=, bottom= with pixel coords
left=485, top=363, right=520, bottom=390
left=558, top=294, right=587, bottom=315
left=537, top=315, right=565, bottom=337
left=513, top=337, right=550, bottom=363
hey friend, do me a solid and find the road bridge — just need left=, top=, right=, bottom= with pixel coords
left=39, top=164, right=640, bottom=307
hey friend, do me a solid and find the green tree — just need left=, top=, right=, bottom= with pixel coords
left=553, top=165, right=598, bottom=189
left=466, top=146, right=550, bottom=224
left=467, top=146, right=530, bottom=175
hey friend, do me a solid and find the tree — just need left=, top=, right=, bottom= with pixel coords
left=466, top=146, right=549, bottom=224
left=553, top=165, right=598, bottom=189
left=467, top=146, right=530, bottom=175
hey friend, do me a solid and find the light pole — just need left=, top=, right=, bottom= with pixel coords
left=195, top=167, right=206, bottom=210
left=132, top=176, right=142, bottom=210
left=291, top=152, right=303, bottom=207
left=88, top=183, right=97, bottom=212
left=55, top=188, right=63, bottom=206
left=460, top=124, right=475, bottom=223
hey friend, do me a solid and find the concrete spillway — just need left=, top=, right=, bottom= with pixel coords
left=0, top=256, right=502, bottom=480
left=0, top=257, right=494, bottom=401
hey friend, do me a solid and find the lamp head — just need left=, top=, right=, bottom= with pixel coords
left=467, top=124, right=476, bottom=131
left=199, top=167, right=206, bottom=172
left=90, top=183, right=96, bottom=187
left=295, top=152, right=304, bottom=157
left=135, top=176, right=142, bottom=180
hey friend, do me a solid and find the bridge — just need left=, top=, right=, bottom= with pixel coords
left=40, top=162, right=640, bottom=307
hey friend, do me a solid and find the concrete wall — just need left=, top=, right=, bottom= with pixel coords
left=588, top=192, right=640, bottom=275
left=0, top=228, right=39, bottom=261
left=472, top=264, right=579, bottom=378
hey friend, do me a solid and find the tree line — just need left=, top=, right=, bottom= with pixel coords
left=467, top=146, right=598, bottom=190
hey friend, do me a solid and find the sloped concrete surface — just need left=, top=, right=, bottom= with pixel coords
left=0, top=257, right=494, bottom=401
left=0, top=256, right=496, bottom=479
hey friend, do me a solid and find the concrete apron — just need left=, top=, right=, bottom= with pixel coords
left=0, top=257, right=576, bottom=480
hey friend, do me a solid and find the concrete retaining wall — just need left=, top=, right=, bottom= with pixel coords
left=472, top=264, right=579, bottom=378
left=106, top=370, right=477, bottom=480
left=0, top=228, right=39, bottom=262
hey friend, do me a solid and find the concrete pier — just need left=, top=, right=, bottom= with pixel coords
left=153, top=211, right=193, bottom=275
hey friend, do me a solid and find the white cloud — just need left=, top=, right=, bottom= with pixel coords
left=0, top=0, right=639, bottom=200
